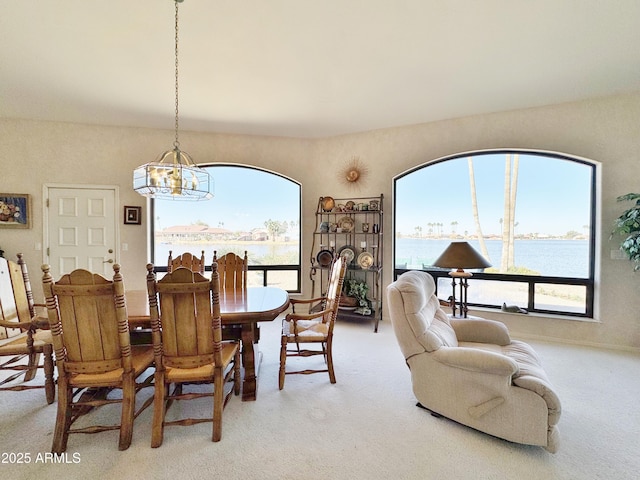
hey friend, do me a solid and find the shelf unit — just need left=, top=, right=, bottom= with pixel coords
left=310, top=194, right=383, bottom=332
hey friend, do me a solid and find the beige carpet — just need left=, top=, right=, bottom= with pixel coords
left=1, top=316, right=639, bottom=480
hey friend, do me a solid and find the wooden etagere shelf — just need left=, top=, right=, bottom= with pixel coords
left=310, top=194, right=383, bottom=332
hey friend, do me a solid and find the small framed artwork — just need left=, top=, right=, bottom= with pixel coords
left=0, top=193, right=31, bottom=229
left=124, top=206, right=142, bottom=225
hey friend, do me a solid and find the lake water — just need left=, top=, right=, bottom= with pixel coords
left=154, top=241, right=300, bottom=266
left=154, top=238, right=590, bottom=278
left=395, top=238, right=590, bottom=278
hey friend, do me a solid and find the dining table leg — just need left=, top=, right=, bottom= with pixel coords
left=240, top=323, right=259, bottom=401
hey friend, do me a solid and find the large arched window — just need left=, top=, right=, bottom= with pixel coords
left=151, top=164, right=301, bottom=292
left=393, top=150, right=597, bottom=317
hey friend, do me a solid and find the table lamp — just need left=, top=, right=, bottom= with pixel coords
left=432, top=241, right=491, bottom=318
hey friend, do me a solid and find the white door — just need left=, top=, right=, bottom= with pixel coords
left=44, top=185, right=119, bottom=279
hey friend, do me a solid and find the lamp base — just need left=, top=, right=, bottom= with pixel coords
left=447, top=272, right=471, bottom=318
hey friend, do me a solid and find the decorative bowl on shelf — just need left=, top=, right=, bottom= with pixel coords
left=338, top=216, right=354, bottom=232
left=337, top=245, right=356, bottom=264
left=357, top=251, right=374, bottom=269
left=316, top=249, right=334, bottom=268
left=321, top=196, right=335, bottom=212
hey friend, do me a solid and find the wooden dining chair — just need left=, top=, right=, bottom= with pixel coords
left=167, top=250, right=205, bottom=274
left=42, top=264, right=154, bottom=452
left=0, top=254, right=55, bottom=404
left=213, top=250, right=248, bottom=291
left=146, top=262, right=240, bottom=446
left=279, top=255, right=346, bottom=389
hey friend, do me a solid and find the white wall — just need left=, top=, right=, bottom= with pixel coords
left=1, top=91, right=639, bottom=350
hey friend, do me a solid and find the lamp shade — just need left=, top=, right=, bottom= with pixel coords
left=432, top=241, right=492, bottom=270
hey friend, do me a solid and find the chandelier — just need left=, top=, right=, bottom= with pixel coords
left=133, top=0, right=213, bottom=201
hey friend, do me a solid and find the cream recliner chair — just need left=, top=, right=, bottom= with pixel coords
left=386, top=271, right=561, bottom=453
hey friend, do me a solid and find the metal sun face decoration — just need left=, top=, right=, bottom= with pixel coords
left=340, top=156, right=368, bottom=189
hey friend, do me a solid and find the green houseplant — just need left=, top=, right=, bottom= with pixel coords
left=612, top=193, right=640, bottom=270
left=343, top=278, right=371, bottom=315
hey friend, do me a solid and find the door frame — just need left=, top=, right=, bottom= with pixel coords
left=42, top=183, right=121, bottom=268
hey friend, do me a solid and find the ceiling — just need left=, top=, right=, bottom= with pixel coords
left=2, top=1, right=640, bottom=139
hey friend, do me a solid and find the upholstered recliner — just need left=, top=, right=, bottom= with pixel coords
left=386, top=271, right=561, bottom=453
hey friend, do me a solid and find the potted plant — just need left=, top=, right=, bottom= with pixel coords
left=343, top=278, right=371, bottom=315
left=611, top=193, right=640, bottom=270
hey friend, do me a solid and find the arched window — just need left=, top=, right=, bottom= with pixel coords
left=393, top=150, right=596, bottom=317
left=151, top=164, right=301, bottom=292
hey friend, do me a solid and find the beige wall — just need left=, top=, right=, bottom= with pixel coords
left=1, top=91, right=639, bottom=351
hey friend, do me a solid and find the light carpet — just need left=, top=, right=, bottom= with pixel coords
left=1, top=316, right=639, bottom=480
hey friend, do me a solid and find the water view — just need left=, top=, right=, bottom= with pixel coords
left=396, top=238, right=590, bottom=278
left=154, top=241, right=299, bottom=267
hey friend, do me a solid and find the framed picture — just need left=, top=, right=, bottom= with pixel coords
left=0, top=193, right=31, bottom=229
left=124, top=205, right=142, bottom=225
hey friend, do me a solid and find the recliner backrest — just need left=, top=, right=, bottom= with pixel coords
left=387, top=271, right=458, bottom=360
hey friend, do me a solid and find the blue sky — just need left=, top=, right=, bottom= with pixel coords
left=155, top=165, right=300, bottom=232
left=155, top=154, right=592, bottom=237
left=395, top=153, right=593, bottom=237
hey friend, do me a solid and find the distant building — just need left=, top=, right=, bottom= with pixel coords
left=157, top=225, right=232, bottom=242
left=251, top=228, right=269, bottom=241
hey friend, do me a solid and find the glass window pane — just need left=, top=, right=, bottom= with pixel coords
left=534, top=284, right=587, bottom=315
left=466, top=280, right=529, bottom=307
left=396, top=153, right=592, bottom=278
left=265, top=270, right=298, bottom=290
left=394, top=150, right=595, bottom=316
left=152, top=165, right=301, bottom=291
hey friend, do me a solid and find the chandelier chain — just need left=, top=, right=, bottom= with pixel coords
left=173, top=0, right=180, bottom=149
left=132, top=0, right=213, bottom=201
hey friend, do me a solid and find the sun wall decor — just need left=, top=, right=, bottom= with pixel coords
left=340, top=155, right=368, bottom=189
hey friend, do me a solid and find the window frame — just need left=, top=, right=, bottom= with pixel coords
left=392, top=149, right=597, bottom=318
left=150, top=163, right=302, bottom=293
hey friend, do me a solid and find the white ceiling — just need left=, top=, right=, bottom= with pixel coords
left=2, top=0, right=640, bottom=138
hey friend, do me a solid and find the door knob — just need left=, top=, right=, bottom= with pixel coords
left=103, top=259, right=114, bottom=264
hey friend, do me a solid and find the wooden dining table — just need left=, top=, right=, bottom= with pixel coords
left=126, top=286, right=290, bottom=401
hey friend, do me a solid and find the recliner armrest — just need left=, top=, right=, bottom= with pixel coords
left=450, top=318, right=512, bottom=346
left=434, top=346, right=519, bottom=376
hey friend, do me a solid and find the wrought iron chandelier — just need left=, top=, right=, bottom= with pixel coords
left=133, top=0, right=213, bottom=201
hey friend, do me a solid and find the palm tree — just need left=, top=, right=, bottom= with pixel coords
left=507, top=154, right=520, bottom=269
left=500, top=153, right=520, bottom=272
left=468, top=157, right=490, bottom=260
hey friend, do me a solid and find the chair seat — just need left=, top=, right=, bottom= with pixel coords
left=67, top=346, right=154, bottom=388
left=0, top=329, right=52, bottom=353
left=164, top=343, right=238, bottom=383
left=282, top=319, right=329, bottom=341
